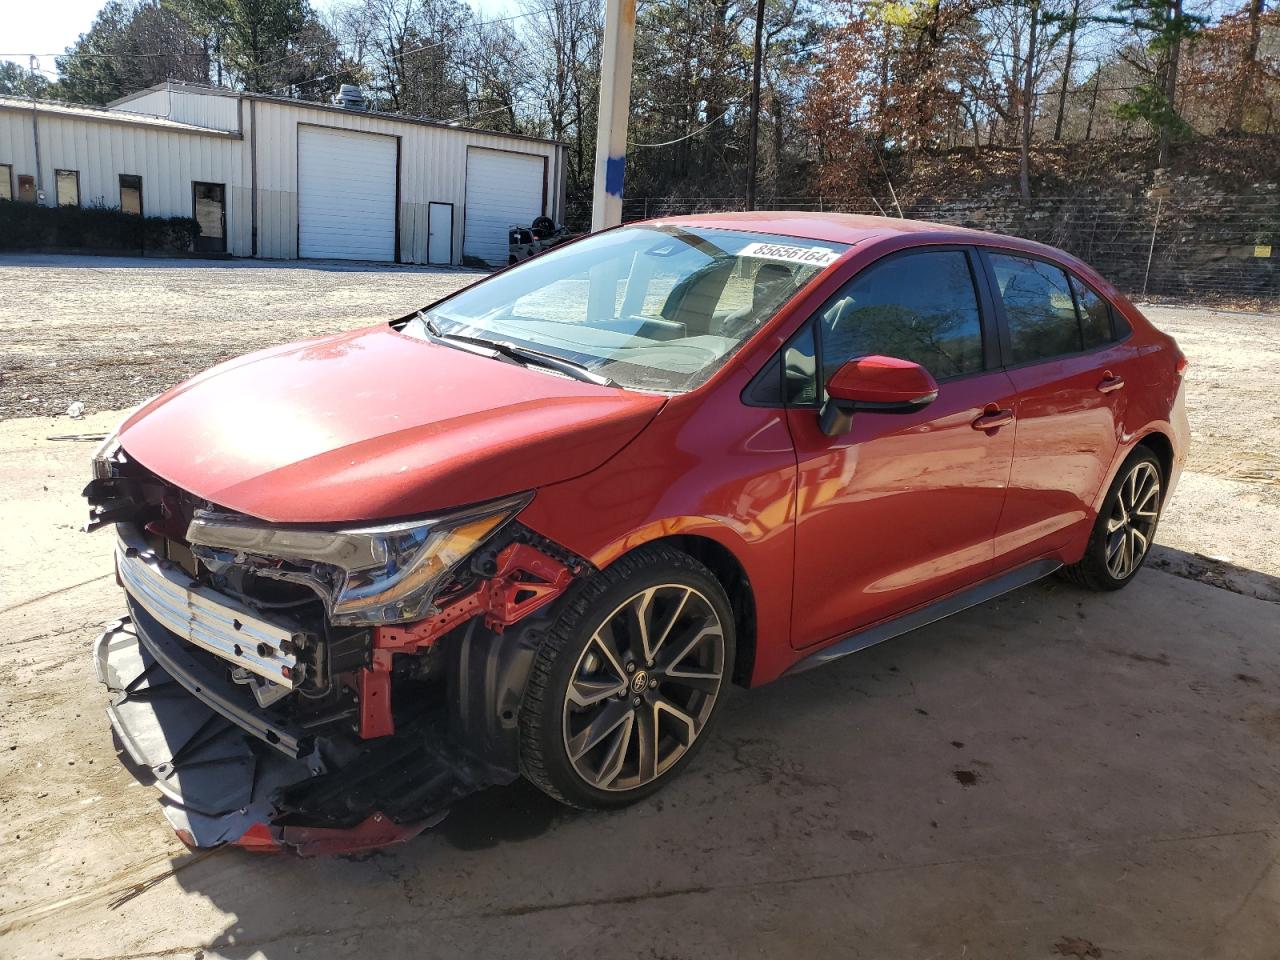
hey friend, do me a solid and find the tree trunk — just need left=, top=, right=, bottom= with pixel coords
left=1158, top=0, right=1183, bottom=168
left=1085, top=67, right=1101, bottom=140
left=1227, top=0, right=1264, bottom=132
left=1019, top=0, right=1040, bottom=205
left=1053, top=0, right=1081, bottom=141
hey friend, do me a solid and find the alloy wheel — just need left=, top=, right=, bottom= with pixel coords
left=1104, top=460, right=1161, bottom=580
left=561, top=584, right=725, bottom=792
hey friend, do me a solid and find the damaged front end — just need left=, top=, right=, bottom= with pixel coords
left=84, top=439, right=586, bottom=855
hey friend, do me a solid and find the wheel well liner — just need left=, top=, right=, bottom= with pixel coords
left=1135, top=431, right=1174, bottom=487
left=634, top=534, right=757, bottom=687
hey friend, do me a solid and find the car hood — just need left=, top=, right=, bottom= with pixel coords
left=118, top=325, right=666, bottom=523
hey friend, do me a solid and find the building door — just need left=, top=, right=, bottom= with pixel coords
left=192, top=182, right=226, bottom=253
left=463, top=148, right=545, bottom=266
left=297, top=126, right=397, bottom=262
left=427, top=202, right=453, bottom=265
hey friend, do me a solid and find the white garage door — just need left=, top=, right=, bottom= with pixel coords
left=298, top=127, right=397, bottom=262
left=463, top=149, right=545, bottom=266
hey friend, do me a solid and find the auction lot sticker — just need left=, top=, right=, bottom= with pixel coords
left=738, top=241, right=842, bottom=268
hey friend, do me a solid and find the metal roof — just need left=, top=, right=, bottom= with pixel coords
left=0, top=95, right=241, bottom=138
left=107, top=82, right=564, bottom=147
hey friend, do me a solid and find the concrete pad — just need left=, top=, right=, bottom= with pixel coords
left=2, top=553, right=1277, bottom=958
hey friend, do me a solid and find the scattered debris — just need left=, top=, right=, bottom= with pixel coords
left=1107, top=649, right=1171, bottom=666
left=66, top=401, right=85, bottom=419
left=1053, top=936, right=1103, bottom=958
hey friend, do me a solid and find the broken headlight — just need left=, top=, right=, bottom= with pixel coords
left=186, top=493, right=531, bottom=626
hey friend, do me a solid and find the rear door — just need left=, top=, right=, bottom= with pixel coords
left=980, top=250, right=1129, bottom=570
left=785, top=247, right=1018, bottom=648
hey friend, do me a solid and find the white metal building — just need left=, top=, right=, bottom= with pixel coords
left=0, top=82, right=566, bottom=266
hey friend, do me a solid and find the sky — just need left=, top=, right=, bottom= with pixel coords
left=1, top=0, right=517, bottom=75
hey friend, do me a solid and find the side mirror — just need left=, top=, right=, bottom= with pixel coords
left=819, top=355, right=939, bottom=436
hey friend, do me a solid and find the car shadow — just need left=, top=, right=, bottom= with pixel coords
left=134, top=544, right=1280, bottom=958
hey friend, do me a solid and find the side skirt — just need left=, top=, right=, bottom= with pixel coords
left=783, top=559, right=1061, bottom=677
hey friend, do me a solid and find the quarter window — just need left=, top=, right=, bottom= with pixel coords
left=989, top=253, right=1080, bottom=363
left=119, top=174, right=142, bottom=216
left=1071, top=277, right=1113, bottom=348
left=818, top=250, right=985, bottom=383
left=55, top=169, right=80, bottom=207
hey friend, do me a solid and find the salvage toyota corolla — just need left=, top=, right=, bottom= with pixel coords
left=85, top=213, right=1188, bottom=854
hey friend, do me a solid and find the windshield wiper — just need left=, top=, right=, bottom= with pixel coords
left=417, top=313, right=617, bottom=387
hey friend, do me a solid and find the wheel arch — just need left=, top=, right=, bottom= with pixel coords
left=588, top=526, right=759, bottom=689
left=639, top=534, right=757, bottom=688
left=1090, top=423, right=1179, bottom=515
left=1135, top=430, right=1175, bottom=489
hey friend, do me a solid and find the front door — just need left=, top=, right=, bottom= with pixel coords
left=786, top=248, right=1017, bottom=649
left=979, top=251, right=1125, bottom=570
left=192, top=182, right=226, bottom=254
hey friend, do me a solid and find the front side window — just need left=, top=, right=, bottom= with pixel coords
left=817, top=249, right=985, bottom=384
left=55, top=169, right=79, bottom=207
left=412, top=226, right=847, bottom=393
left=989, top=253, right=1081, bottom=363
left=119, top=174, right=142, bottom=216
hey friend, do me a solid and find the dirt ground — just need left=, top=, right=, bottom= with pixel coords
left=0, top=254, right=1278, bottom=960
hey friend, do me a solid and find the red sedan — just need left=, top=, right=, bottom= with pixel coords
left=86, top=213, right=1189, bottom=853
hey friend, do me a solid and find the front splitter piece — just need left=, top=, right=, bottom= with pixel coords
left=94, top=617, right=503, bottom=855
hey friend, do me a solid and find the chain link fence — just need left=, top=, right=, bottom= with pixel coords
left=565, top=188, right=1280, bottom=300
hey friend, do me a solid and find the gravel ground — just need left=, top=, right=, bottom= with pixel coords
left=0, top=254, right=484, bottom=420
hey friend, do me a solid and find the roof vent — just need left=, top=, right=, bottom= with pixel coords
left=332, top=85, right=367, bottom=111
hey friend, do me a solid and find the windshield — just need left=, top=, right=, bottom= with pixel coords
left=409, top=225, right=848, bottom=392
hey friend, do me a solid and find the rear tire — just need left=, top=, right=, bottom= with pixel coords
left=519, top=544, right=735, bottom=810
left=1060, top=447, right=1164, bottom=591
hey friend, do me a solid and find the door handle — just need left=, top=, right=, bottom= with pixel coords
left=972, top=406, right=1014, bottom=431
left=1097, top=371, right=1125, bottom=394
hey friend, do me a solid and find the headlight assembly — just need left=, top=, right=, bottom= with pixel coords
left=186, top=492, right=532, bottom=626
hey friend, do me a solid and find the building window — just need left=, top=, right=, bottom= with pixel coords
left=55, top=169, right=80, bottom=207
left=119, top=174, right=143, bottom=216
left=17, top=174, right=36, bottom=203
left=0, top=164, right=11, bottom=201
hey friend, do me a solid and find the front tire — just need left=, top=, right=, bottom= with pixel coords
left=519, top=545, right=735, bottom=809
left=1061, top=447, right=1164, bottom=591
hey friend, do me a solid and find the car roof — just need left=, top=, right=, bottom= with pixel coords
left=648, top=211, right=1072, bottom=262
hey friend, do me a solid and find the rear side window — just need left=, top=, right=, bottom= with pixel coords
left=1071, top=277, right=1113, bottom=348
left=989, top=253, right=1080, bottom=363
left=818, top=250, right=984, bottom=382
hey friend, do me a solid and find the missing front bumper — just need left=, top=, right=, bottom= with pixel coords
left=94, top=613, right=515, bottom=854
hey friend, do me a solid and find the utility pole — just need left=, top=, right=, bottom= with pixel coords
left=745, top=0, right=766, bottom=211
left=590, top=0, right=637, bottom=231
